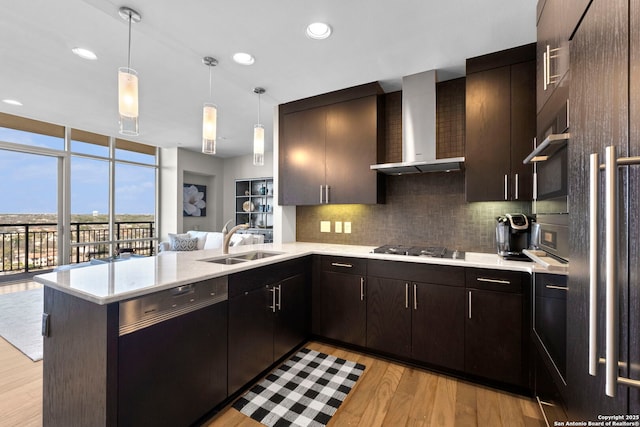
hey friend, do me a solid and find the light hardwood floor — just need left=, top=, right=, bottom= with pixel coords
left=0, top=293, right=544, bottom=427
left=205, top=342, right=546, bottom=427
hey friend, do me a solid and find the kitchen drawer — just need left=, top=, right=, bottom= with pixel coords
left=535, top=273, right=567, bottom=299
left=367, top=259, right=464, bottom=287
left=321, top=256, right=367, bottom=276
left=229, top=257, right=307, bottom=298
left=465, top=268, right=524, bottom=293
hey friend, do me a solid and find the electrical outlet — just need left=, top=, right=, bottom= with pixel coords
left=344, top=222, right=351, bottom=234
left=335, top=221, right=342, bottom=233
left=320, top=221, right=331, bottom=233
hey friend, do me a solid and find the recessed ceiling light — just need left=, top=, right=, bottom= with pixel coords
left=233, top=52, right=255, bottom=65
left=306, top=22, right=332, bottom=40
left=71, top=47, right=98, bottom=60
left=2, top=99, right=22, bottom=106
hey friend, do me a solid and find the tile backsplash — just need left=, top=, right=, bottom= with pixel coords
left=296, top=172, right=531, bottom=253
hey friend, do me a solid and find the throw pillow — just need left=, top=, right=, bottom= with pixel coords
left=169, top=234, right=198, bottom=251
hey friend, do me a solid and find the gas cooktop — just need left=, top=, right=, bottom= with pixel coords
left=372, top=245, right=465, bottom=260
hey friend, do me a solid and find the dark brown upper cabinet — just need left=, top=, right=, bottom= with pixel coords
left=278, top=83, right=385, bottom=206
left=465, top=44, right=536, bottom=202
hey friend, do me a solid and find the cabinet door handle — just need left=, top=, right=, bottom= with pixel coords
left=545, top=284, right=568, bottom=291
left=277, top=285, right=282, bottom=311
left=543, top=47, right=549, bottom=90
left=269, top=287, right=277, bottom=313
left=504, top=174, right=508, bottom=200
left=589, top=152, right=599, bottom=377
left=320, top=185, right=324, bottom=204
left=477, top=277, right=511, bottom=285
left=468, top=290, right=472, bottom=319
left=331, top=262, right=353, bottom=268
left=360, top=277, right=365, bottom=301
left=413, top=283, right=417, bottom=310
left=604, top=145, right=618, bottom=397
left=325, top=185, right=330, bottom=204
left=515, top=173, right=519, bottom=200
left=405, top=283, right=409, bottom=309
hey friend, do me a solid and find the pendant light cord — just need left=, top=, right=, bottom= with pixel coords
left=208, top=65, right=212, bottom=100
left=257, top=91, right=261, bottom=124
left=127, top=10, right=132, bottom=70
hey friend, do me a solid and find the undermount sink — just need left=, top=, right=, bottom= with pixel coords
left=202, top=250, right=284, bottom=265
left=207, top=257, right=248, bottom=265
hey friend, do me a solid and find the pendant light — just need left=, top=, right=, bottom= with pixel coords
left=253, top=87, right=265, bottom=166
left=118, top=7, right=141, bottom=136
left=202, top=57, right=218, bottom=155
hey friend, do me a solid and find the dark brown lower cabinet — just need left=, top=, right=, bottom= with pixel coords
left=412, top=281, right=465, bottom=371
left=464, top=268, right=529, bottom=388
left=366, top=277, right=412, bottom=357
left=319, top=257, right=367, bottom=346
left=365, top=260, right=465, bottom=371
left=228, top=285, right=274, bottom=395
left=228, top=259, right=309, bottom=395
left=366, top=277, right=465, bottom=371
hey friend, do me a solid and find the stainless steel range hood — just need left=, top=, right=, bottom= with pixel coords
left=370, top=70, right=465, bottom=175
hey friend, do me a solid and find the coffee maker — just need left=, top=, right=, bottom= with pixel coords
left=496, top=213, right=534, bottom=260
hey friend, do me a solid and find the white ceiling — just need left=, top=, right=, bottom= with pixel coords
left=0, top=0, right=536, bottom=158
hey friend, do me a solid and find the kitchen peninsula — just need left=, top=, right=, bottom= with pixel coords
left=35, top=243, right=559, bottom=427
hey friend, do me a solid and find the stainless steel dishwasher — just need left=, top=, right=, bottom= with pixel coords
left=117, top=277, right=228, bottom=427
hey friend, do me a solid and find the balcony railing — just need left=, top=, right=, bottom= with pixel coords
left=0, top=221, right=155, bottom=276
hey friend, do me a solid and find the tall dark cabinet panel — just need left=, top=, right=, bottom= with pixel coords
left=465, top=66, right=511, bottom=201
left=568, top=0, right=640, bottom=418
left=628, top=0, right=640, bottom=415
left=465, top=44, right=536, bottom=202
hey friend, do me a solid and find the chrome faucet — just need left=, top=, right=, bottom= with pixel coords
left=222, top=221, right=249, bottom=254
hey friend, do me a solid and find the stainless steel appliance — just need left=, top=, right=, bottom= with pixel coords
left=496, top=213, right=533, bottom=260
left=372, top=245, right=464, bottom=260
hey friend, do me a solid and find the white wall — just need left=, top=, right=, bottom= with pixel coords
left=159, top=147, right=225, bottom=240
left=273, top=105, right=296, bottom=243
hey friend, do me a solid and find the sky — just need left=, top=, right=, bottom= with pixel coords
left=0, top=128, right=155, bottom=215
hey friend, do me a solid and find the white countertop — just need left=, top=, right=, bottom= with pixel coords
left=34, top=242, right=562, bottom=305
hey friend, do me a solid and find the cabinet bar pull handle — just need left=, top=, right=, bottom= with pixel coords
left=405, top=283, right=409, bottom=309
left=543, top=50, right=548, bottom=91
left=604, top=145, right=618, bottom=397
left=515, top=173, right=519, bottom=200
left=589, top=152, right=599, bottom=377
left=477, top=277, right=510, bottom=285
left=504, top=174, right=508, bottom=200
left=269, top=287, right=277, bottom=313
left=331, top=262, right=353, bottom=268
left=413, top=284, right=417, bottom=310
left=277, top=285, right=282, bottom=311
left=320, top=185, right=324, bottom=204
left=360, top=277, right=364, bottom=301
left=468, top=290, right=472, bottom=319
left=545, top=45, right=551, bottom=88
left=545, top=285, right=568, bottom=291
left=325, top=185, right=330, bottom=204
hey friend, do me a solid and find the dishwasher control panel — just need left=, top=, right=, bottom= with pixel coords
left=119, top=276, right=228, bottom=336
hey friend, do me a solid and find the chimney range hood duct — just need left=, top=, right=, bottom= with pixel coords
left=370, top=70, right=465, bottom=175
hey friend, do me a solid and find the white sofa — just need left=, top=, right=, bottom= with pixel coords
left=158, top=230, right=264, bottom=253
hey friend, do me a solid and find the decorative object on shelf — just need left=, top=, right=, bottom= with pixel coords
left=117, top=6, right=141, bottom=136
left=183, top=184, right=207, bottom=217
left=202, top=56, right=218, bottom=154
left=253, top=87, right=265, bottom=166
left=260, top=185, right=267, bottom=195
left=242, top=200, right=255, bottom=212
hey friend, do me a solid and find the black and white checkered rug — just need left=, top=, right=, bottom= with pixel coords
left=233, top=348, right=366, bottom=427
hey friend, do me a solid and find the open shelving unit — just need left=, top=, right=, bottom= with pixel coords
left=235, top=177, right=273, bottom=243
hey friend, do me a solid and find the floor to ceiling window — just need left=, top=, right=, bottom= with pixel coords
left=0, top=112, right=158, bottom=276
